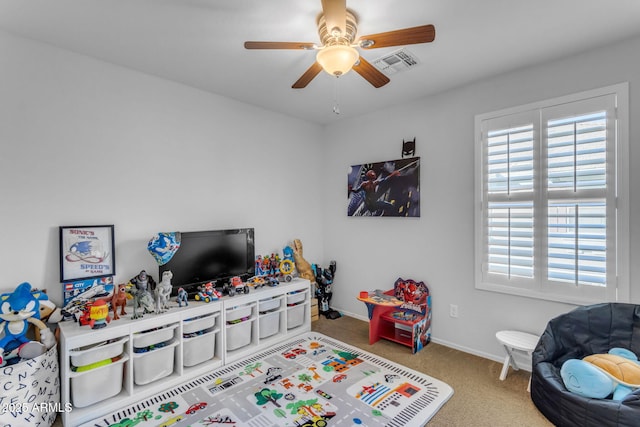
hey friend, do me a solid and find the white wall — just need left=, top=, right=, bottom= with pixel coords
left=0, top=31, right=324, bottom=307
left=322, top=34, right=640, bottom=361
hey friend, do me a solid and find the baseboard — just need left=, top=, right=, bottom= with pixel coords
left=331, top=311, right=532, bottom=373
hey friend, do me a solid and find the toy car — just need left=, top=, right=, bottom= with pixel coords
left=185, top=402, right=207, bottom=414
left=332, top=374, right=347, bottom=383
left=247, top=276, right=266, bottom=288
left=159, top=415, right=184, bottom=427
left=224, top=276, right=250, bottom=297
left=282, top=348, right=307, bottom=359
left=194, top=282, right=222, bottom=302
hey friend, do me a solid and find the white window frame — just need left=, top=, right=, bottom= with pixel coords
left=474, top=83, right=629, bottom=305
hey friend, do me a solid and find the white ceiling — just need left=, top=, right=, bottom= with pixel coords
left=1, top=0, right=640, bottom=125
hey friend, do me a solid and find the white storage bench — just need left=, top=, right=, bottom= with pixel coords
left=59, top=278, right=311, bottom=426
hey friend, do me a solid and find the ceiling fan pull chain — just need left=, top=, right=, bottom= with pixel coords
left=333, top=76, right=341, bottom=115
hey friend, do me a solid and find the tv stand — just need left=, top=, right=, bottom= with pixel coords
left=59, top=278, right=311, bottom=426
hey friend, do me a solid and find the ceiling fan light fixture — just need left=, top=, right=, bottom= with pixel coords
left=316, top=44, right=360, bottom=76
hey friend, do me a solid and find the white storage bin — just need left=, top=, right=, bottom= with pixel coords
left=183, top=313, right=217, bottom=335
left=286, top=291, right=306, bottom=305
left=183, top=329, right=216, bottom=367
left=133, top=324, right=178, bottom=348
left=226, top=303, right=253, bottom=323
left=133, top=341, right=178, bottom=385
left=70, top=336, right=128, bottom=367
left=71, top=354, right=128, bottom=408
left=226, top=320, right=252, bottom=350
left=259, top=297, right=281, bottom=313
left=287, top=304, right=306, bottom=329
left=259, top=311, right=280, bottom=339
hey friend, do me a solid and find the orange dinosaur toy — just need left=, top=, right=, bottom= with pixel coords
left=110, top=283, right=128, bottom=320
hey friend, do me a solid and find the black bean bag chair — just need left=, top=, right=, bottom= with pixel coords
left=531, top=303, right=640, bottom=426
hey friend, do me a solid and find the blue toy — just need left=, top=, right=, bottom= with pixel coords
left=561, top=347, right=640, bottom=401
left=0, top=282, right=50, bottom=365
left=176, top=287, right=189, bottom=307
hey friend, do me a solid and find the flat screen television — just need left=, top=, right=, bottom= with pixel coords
left=159, top=228, right=255, bottom=295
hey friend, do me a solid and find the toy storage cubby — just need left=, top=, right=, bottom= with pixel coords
left=222, top=279, right=311, bottom=363
left=59, top=278, right=310, bottom=426
left=59, top=301, right=223, bottom=426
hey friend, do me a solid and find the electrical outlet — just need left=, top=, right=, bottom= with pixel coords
left=450, top=304, right=459, bottom=318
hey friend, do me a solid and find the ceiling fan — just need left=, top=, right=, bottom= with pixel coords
left=244, top=0, right=435, bottom=89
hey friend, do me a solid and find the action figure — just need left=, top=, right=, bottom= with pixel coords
left=176, top=288, right=188, bottom=307
left=313, top=261, right=340, bottom=319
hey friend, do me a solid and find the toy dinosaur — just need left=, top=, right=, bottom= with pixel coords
left=155, top=271, right=173, bottom=313
left=0, top=282, right=51, bottom=365
left=126, top=283, right=155, bottom=319
left=292, top=239, right=315, bottom=283
left=110, top=283, right=128, bottom=320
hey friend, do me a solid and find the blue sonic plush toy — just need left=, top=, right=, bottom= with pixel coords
left=0, top=282, right=52, bottom=366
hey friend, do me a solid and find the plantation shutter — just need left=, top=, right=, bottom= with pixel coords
left=540, top=95, right=617, bottom=301
left=477, top=88, right=622, bottom=303
left=481, top=111, right=538, bottom=290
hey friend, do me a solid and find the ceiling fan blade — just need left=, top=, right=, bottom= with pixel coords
left=321, top=0, right=347, bottom=36
left=292, top=62, right=324, bottom=89
left=244, top=41, right=316, bottom=50
left=353, top=57, right=390, bottom=88
left=359, top=24, right=435, bottom=49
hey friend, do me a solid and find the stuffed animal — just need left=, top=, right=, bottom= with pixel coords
left=561, top=347, right=640, bottom=401
left=34, top=298, right=63, bottom=345
left=0, top=282, right=50, bottom=365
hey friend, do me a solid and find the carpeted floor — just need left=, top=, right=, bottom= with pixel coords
left=312, top=315, right=552, bottom=426
left=53, top=315, right=552, bottom=426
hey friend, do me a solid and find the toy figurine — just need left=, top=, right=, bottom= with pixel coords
left=292, top=239, right=316, bottom=283
left=108, top=283, right=128, bottom=320
left=255, top=255, right=265, bottom=276
left=313, top=261, right=341, bottom=319
left=268, top=253, right=280, bottom=276
left=176, top=287, right=188, bottom=307
left=0, top=282, right=51, bottom=365
left=126, top=282, right=155, bottom=319
left=155, top=271, right=173, bottom=313
left=78, top=299, right=111, bottom=329
left=279, top=246, right=295, bottom=282
left=130, top=270, right=156, bottom=293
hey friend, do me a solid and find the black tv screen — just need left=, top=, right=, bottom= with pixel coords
left=159, top=228, right=255, bottom=294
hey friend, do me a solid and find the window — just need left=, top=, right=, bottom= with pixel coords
left=475, top=84, right=629, bottom=304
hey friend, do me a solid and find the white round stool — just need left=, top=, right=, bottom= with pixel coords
left=495, top=330, right=539, bottom=392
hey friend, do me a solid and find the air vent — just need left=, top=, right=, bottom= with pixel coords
left=372, top=48, right=420, bottom=75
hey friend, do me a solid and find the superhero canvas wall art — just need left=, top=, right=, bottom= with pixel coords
left=347, top=157, right=420, bottom=217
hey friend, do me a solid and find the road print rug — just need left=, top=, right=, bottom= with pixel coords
left=83, top=332, right=453, bottom=427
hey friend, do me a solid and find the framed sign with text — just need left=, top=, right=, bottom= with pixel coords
left=59, top=225, right=115, bottom=282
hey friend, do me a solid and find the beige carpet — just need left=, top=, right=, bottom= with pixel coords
left=53, top=315, right=553, bottom=426
left=312, top=315, right=553, bottom=427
